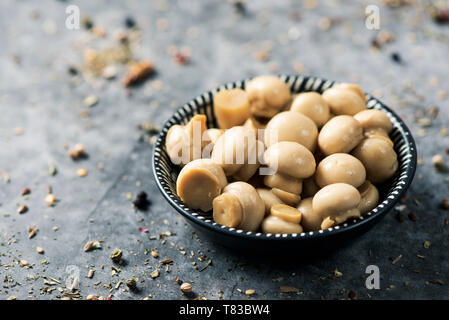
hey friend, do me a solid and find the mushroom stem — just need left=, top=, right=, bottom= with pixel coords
left=213, top=193, right=243, bottom=228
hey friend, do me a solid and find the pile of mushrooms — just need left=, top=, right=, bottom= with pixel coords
left=166, top=75, right=398, bottom=234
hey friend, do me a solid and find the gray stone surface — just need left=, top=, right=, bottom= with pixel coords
left=1, top=0, right=449, bottom=300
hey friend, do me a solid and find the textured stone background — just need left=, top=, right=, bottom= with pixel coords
left=1, top=0, right=449, bottom=300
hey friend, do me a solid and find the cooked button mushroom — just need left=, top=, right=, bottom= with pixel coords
left=262, top=204, right=303, bottom=234
left=271, top=188, right=301, bottom=207
left=352, top=137, right=398, bottom=183
left=271, top=204, right=302, bottom=223
left=264, top=111, right=318, bottom=151
left=312, top=183, right=361, bottom=229
left=176, top=159, right=227, bottom=211
left=264, top=141, right=316, bottom=179
left=213, top=182, right=265, bottom=231
left=257, top=188, right=284, bottom=216
left=211, top=126, right=258, bottom=176
left=246, top=75, right=291, bottom=118
left=318, top=115, right=363, bottom=156
left=354, top=109, right=393, bottom=138
left=357, top=181, right=379, bottom=215
left=322, top=84, right=366, bottom=116
left=166, top=114, right=208, bottom=166
left=297, top=197, right=322, bottom=231
left=290, top=92, right=330, bottom=128
left=315, top=153, right=366, bottom=188
left=213, top=88, right=251, bottom=129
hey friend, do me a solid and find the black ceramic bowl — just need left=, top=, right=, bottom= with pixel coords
left=152, top=75, right=417, bottom=252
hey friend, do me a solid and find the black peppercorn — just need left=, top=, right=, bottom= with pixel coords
left=391, top=52, right=402, bottom=64
left=125, top=16, right=136, bottom=28
left=133, top=191, right=150, bottom=210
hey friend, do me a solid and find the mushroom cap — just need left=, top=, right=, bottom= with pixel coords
left=261, top=215, right=303, bottom=234
left=357, top=181, right=379, bottom=215
left=264, top=111, right=318, bottom=151
left=290, top=92, right=330, bottom=128
left=312, top=183, right=361, bottom=224
left=222, top=182, right=265, bottom=231
left=166, top=115, right=208, bottom=165
left=315, top=153, right=366, bottom=188
left=256, top=188, right=284, bottom=216
left=166, top=124, right=188, bottom=164
left=264, top=141, right=316, bottom=179
left=177, top=159, right=227, bottom=211
left=354, top=109, right=393, bottom=135
left=322, top=86, right=366, bottom=116
left=297, top=197, right=322, bottom=231
left=246, top=75, right=291, bottom=118
left=211, top=126, right=258, bottom=175
left=213, top=88, right=251, bottom=129
left=352, top=137, right=398, bottom=183
left=263, top=172, right=303, bottom=194
left=332, top=83, right=366, bottom=102
left=318, top=115, right=363, bottom=156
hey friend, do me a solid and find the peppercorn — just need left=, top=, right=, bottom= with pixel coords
left=391, top=52, right=402, bottom=64
left=180, top=282, right=192, bottom=294
left=133, top=191, right=150, bottom=210
left=126, top=278, right=137, bottom=290
left=125, top=16, right=136, bottom=28
left=110, top=248, right=123, bottom=263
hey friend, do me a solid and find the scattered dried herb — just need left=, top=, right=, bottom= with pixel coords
left=408, top=212, right=419, bottom=221
left=77, top=168, right=88, bottom=177
left=280, top=286, right=299, bottom=293
left=150, top=269, right=159, bottom=279
left=18, top=205, right=28, bottom=214
left=122, top=60, right=154, bottom=87
left=441, top=197, right=449, bottom=210
left=45, top=194, right=56, bottom=206
left=28, top=226, right=38, bottom=239
left=84, top=240, right=102, bottom=252
left=69, top=144, right=86, bottom=159
left=392, top=254, right=403, bottom=264
left=87, top=269, right=95, bottom=279
left=348, top=290, right=357, bottom=300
